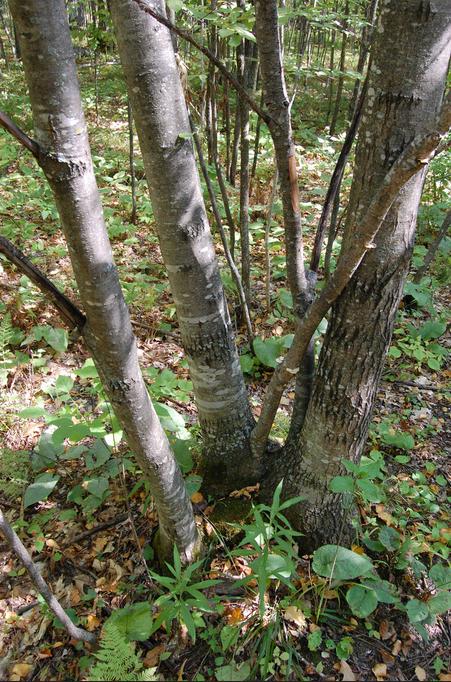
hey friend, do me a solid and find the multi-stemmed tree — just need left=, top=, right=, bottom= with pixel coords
left=2, top=0, right=450, bottom=561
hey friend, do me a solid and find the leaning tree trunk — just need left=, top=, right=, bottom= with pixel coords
left=108, top=0, right=257, bottom=493
left=9, top=0, right=199, bottom=563
left=281, top=0, right=451, bottom=550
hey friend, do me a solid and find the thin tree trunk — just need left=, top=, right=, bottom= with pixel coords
left=238, top=37, right=258, bottom=305
left=281, top=0, right=451, bottom=549
left=413, top=208, right=451, bottom=283
left=254, top=0, right=315, bottom=443
left=9, top=0, right=199, bottom=563
left=109, top=0, right=257, bottom=493
left=127, top=99, right=137, bottom=224
left=348, top=0, right=378, bottom=119
left=329, top=0, right=349, bottom=136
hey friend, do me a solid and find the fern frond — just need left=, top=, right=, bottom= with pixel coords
left=88, top=623, right=158, bottom=681
left=0, top=312, right=15, bottom=361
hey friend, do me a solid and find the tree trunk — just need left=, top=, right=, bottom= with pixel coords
left=281, top=0, right=451, bottom=550
left=9, top=0, right=199, bottom=563
left=108, top=0, right=257, bottom=493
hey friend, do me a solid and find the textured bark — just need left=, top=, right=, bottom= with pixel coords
left=109, top=0, right=257, bottom=492
left=254, top=0, right=316, bottom=445
left=282, top=0, right=451, bottom=549
left=255, top=0, right=309, bottom=309
left=9, top=0, right=198, bottom=563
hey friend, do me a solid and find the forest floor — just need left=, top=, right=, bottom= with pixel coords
left=0, top=63, right=450, bottom=681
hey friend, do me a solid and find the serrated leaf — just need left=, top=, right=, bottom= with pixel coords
left=378, top=526, right=401, bottom=551
left=406, top=599, right=429, bottom=623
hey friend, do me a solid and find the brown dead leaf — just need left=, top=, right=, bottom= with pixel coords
left=37, top=648, right=52, bottom=659
left=339, top=660, right=356, bottom=681
left=143, top=644, right=165, bottom=668
left=379, top=619, right=395, bottom=640
left=86, top=614, right=101, bottom=631
left=392, top=640, right=402, bottom=656
left=415, top=666, right=427, bottom=681
left=372, top=663, right=387, bottom=680
left=11, top=664, right=33, bottom=679
left=380, top=650, right=395, bottom=666
left=190, top=491, right=203, bottom=504
left=375, top=505, right=393, bottom=525
left=69, top=586, right=81, bottom=606
left=93, top=537, right=109, bottom=554
left=283, top=605, right=307, bottom=632
left=225, top=606, right=244, bottom=625
left=351, top=544, right=365, bottom=555
left=438, top=674, right=451, bottom=681
left=229, top=484, right=260, bottom=499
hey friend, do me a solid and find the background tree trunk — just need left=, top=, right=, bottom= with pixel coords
left=281, top=0, right=451, bottom=550
left=9, top=0, right=199, bottom=563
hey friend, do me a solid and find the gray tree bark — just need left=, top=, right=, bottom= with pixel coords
left=108, top=0, right=257, bottom=493
left=281, top=0, right=451, bottom=549
left=9, top=0, right=199, bottom=563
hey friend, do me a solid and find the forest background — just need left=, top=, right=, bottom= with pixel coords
left=0, top=0, right=450, bottom=680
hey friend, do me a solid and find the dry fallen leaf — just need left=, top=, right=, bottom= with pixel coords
left=415, top=666, right=427, bottom=681
left=86, top=614, right=101, bottom=631
left=438, top=674, right=451, bottom=681
left=191, top=491, right=204, bottom=504
left=375, top=504, right=393, bottom=525
left=225, top=606, right=244, bottom=625
left=339, top=660, right=356, bottom=681
left=143, top=644, right=165, bottom=668
left=11, top=663, right=33, bottom=679
left=372, top=663, right=387, bottom=680
left=283, top=605, right=307, bottom=632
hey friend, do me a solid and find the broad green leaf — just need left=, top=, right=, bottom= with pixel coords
left=378, top=526, right=401, bottom=551
left=329, top=475, right=355, bottom=493
left=55, top=375, right=74, bottom=394
left=418, top=320, right=446, bottom=340
left=85, top=440, right=111, bottom=470
left=76, top=358, right=99, bottom=378
left=220, top=625, right=240, bottom=651
left=42, top=327, right=68, bottom=352
left=429, top=564, right=451, bottom=589
left=312, top=545, right=373, bottom=580
left=346, top=585, right=378, bottom=618
left=85, top=476, right=109, bottom=499
left=357, top=478, right=384, bottom=502
left=265, top=553, right=293, bottom=579
left=172, top=438, right=193, bottom=473
left=185, top=474, right=202, bottom=497
left=406, top=598, right=429, bottom=623
left=215, top=662, right=251, bottom=681
left=428, top=591, right=451, bottom=616
left=107, top=602, right=153, bottom=641
left=24, top=473, right=59, bottom=508
left=253, top=336, right=284, bottom=368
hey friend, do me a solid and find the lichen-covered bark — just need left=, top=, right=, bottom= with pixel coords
left=281, top=0, right=451, bottom=549
left=109, top=0, right=257, bottom=493
left=9, top=0, right=199, bottom=562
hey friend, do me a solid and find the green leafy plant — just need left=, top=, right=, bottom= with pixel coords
left=232, top=481, right=303, bottom=616
left=148, top=546, right=220, bottom=643
left=88, top=622, right=158, bottom=681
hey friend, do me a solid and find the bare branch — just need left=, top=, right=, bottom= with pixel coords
left=0, top=236, right=86, bottom=330
left=0, top=110, right=40, bottom=157
left=0, top=507, right=96, bottom=644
